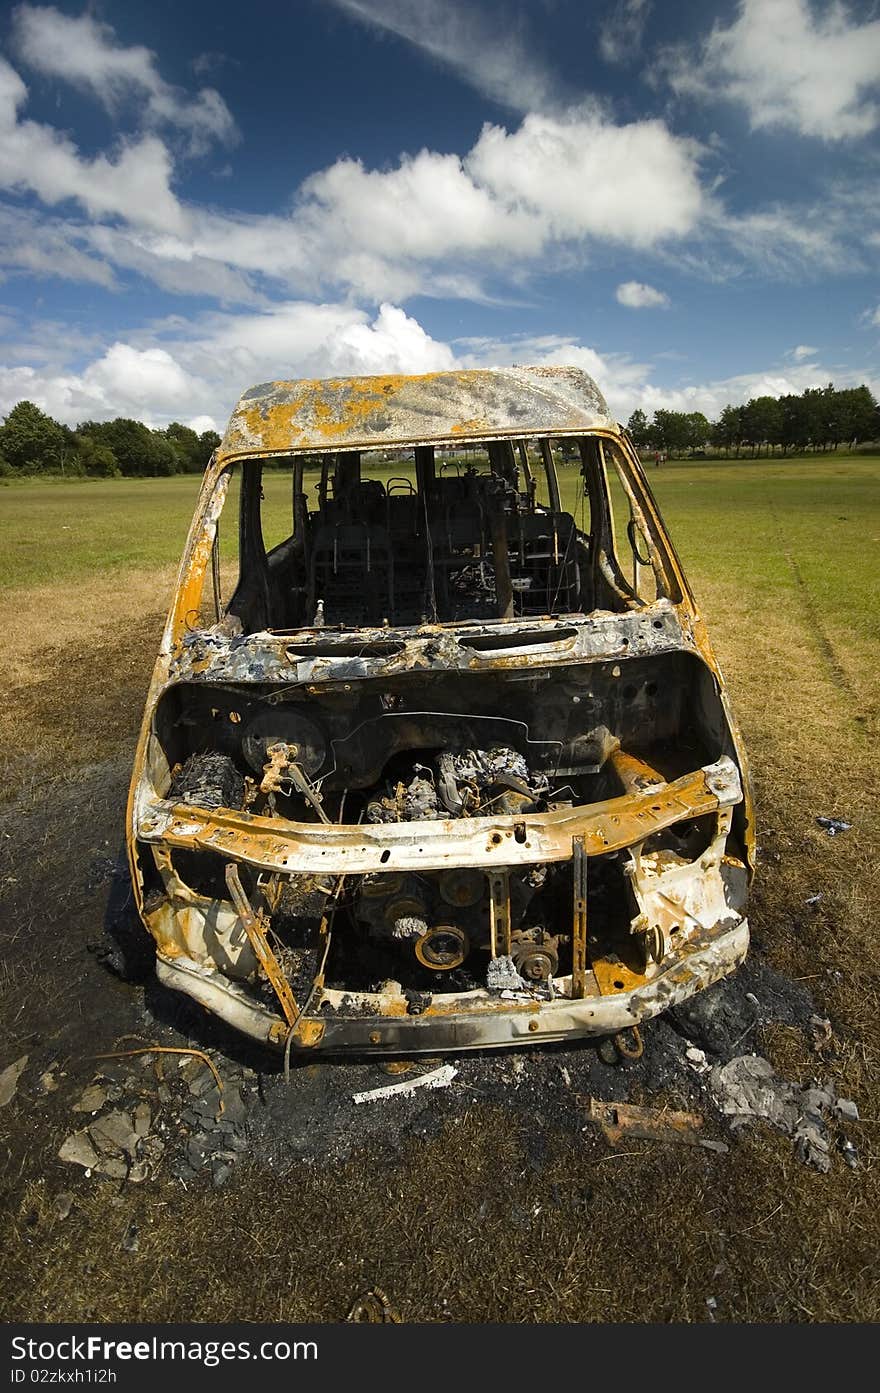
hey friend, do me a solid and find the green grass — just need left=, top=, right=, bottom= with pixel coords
left=633, top=458, right=880, bottom=649
left=0, top=475, right=204, bottom=591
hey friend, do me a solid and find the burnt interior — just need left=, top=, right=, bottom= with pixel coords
left=156, top=650, right=725, bottom=822
left=223, top=435, right=658, bottom=635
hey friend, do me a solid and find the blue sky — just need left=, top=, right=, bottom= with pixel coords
left=0, top=0, right=878, bottom=430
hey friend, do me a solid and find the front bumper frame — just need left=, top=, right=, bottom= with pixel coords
left=154, top=917, right=749, bottom=1054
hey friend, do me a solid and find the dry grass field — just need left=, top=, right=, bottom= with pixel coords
left=1, top=456, right=878, bottom=1322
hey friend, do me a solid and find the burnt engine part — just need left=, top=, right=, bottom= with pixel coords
left=354, top=873, right=473, bottom=976
left=438, top=867, right=483, bottom=908
left=510, top=927, right=561, bottom=982
left=366, top=745, right=549, bottom=823
left=242, top=709, right=326, bottom=777
left=167, top=752, right=244, bottom=811
left=366, top=768, right=444, bottom=823
left=414, top=924, right=470, bottom=971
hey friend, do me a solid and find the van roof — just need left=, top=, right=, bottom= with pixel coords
left=216, top=365, right=617, bottom=462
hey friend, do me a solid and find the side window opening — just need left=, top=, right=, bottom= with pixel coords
left=203, top=466, right=241, bottom=626
left=602, top=440, right=678, bottom=605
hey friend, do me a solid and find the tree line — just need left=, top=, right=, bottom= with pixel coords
left=0, top=400, right=221, bottom=478
left=628, top=383, right=878, bottom=458
left=1, top=381, right=877, bottom=477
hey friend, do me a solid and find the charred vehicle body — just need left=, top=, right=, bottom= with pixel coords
left=127, top=367, right=755, bottom=1054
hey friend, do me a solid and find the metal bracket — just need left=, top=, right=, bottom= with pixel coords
left=488, top=870, right=511, bottom=958
left=225, top=863, right=300, bottom=1027
left=572, top=834, right=588, bottom=1000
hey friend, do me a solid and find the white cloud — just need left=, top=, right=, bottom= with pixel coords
left=616, top=280, right=669, bottom=308
left=662, top=0, right=880, bottom=140
left=11, top=4, right=238, bottom=154
left=0, top=44, right=708, bottom=305
left=468, top=111, right=704, bottom=248
left=299, top=147, right=542, bottom=263
left=3, top=299, right=877, bottom=435
left=791, top=344, right=818, bottom=360
left=329, top=0, right=566, bottom=113
left=79, top=344, right=200, bottom=414
left=81, top=224, right=262, bottom=303
left=0, top=302, right=455, bottom=427
left=0, top=205, right=117, bottom=288
left=0, top=57, right=185, bottom=233
left=66, top=108, right=704, bottom=303
left=0, top=342, right=210, bottom=426
left=0, top=8, right=872, bottom=318
left=659, top=188, right=878, bottom=282
left=455, top=330, right=878, bottom=422
left=599, top=0, right=651, bottom=66
left=188, top=413, right=218, bottom=433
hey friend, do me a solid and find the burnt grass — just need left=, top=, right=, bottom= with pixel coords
left=1, top=611, right=879, bottom=1323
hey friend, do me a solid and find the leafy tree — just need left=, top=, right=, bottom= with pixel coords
left=711, top=404, right=745, bottom=455
left=741, top=396, right=782, bottom=456
left=165, top=422, right=217, bottom=473
left=74, top=434, right=119, bottom=477
left=76, top=417, right=181, bottom=476
left=626, top=408, right=650, bottom=448
left=150, top=432, right=181, bottom=476
left=652, top=409, right=693, bottom=457
left=684, top=411, right=711, bottom=451
left=802, top=386, right=830, bottom=450
left=0, top=400, right=69, bottom=472
left=828, top=385, right=877, bottom=445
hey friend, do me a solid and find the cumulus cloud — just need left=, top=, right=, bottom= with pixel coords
left=188, top=413, right=219, bottom=433
left=0, top=347, right=201, bottom=426
left=791, top=344, right=818, bottom=360
left=0, top=4, right=873, bottom=324
left=329, top=0, right=567, bottom=113
left=0, top=302, right=455, bottom=426
left=467, top=112, right=704, bottom=247
left=661, top=0, right=880, bottom=140
left=0, top=57, right=185, bottom=233
left=3, top=296, right=876, bottom=435
left=0, top=27, right=712, bottom=304
left=615, top=280, right=669, bottom=308
left=82, top=108, right=704, bottom=302
left=599, top=0, right=651, bottom=66
left=11, top=4, right=238, bottom=153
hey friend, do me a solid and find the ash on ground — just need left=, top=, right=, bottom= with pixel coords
left=38, top=953, right=859, bottom=1191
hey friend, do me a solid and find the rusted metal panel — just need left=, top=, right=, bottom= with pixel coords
left=217, top=366, right=616, bottom=462
left=138, top=757, right=742, bottom=876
